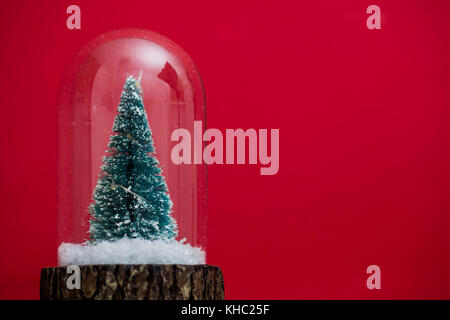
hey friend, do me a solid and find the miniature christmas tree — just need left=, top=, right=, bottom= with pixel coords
left=89, top=74, right=178, bottom=243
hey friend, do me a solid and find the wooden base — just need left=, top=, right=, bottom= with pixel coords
left=40, top=265, right=224, bottom=300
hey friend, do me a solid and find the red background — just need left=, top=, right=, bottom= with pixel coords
left=1, top=0, right=450, bottom=299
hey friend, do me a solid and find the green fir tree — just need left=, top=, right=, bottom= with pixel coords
left=88, top=75, right=177, bottom=243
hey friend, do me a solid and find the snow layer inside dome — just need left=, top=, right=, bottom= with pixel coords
left=58, top=238, right=205, bottom=265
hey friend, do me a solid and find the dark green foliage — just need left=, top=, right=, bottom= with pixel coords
left=89, top=75, right=177, bottom=242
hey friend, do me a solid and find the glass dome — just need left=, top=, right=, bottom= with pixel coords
left=57, top=29, right=207, bottom=265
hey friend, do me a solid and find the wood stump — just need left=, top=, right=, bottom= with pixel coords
left=40, top=265, right=224, bottom=300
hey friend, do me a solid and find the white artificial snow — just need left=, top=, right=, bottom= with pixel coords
left=58, top=238, right=205, bottom=266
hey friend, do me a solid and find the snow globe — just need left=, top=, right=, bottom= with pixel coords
left=40, top=29, right=224, bottom=300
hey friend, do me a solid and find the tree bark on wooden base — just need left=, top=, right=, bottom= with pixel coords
left=40, top=265, right=224, bottom=300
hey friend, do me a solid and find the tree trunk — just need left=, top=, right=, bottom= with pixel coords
left=40, top=265, right=224, bottom=300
